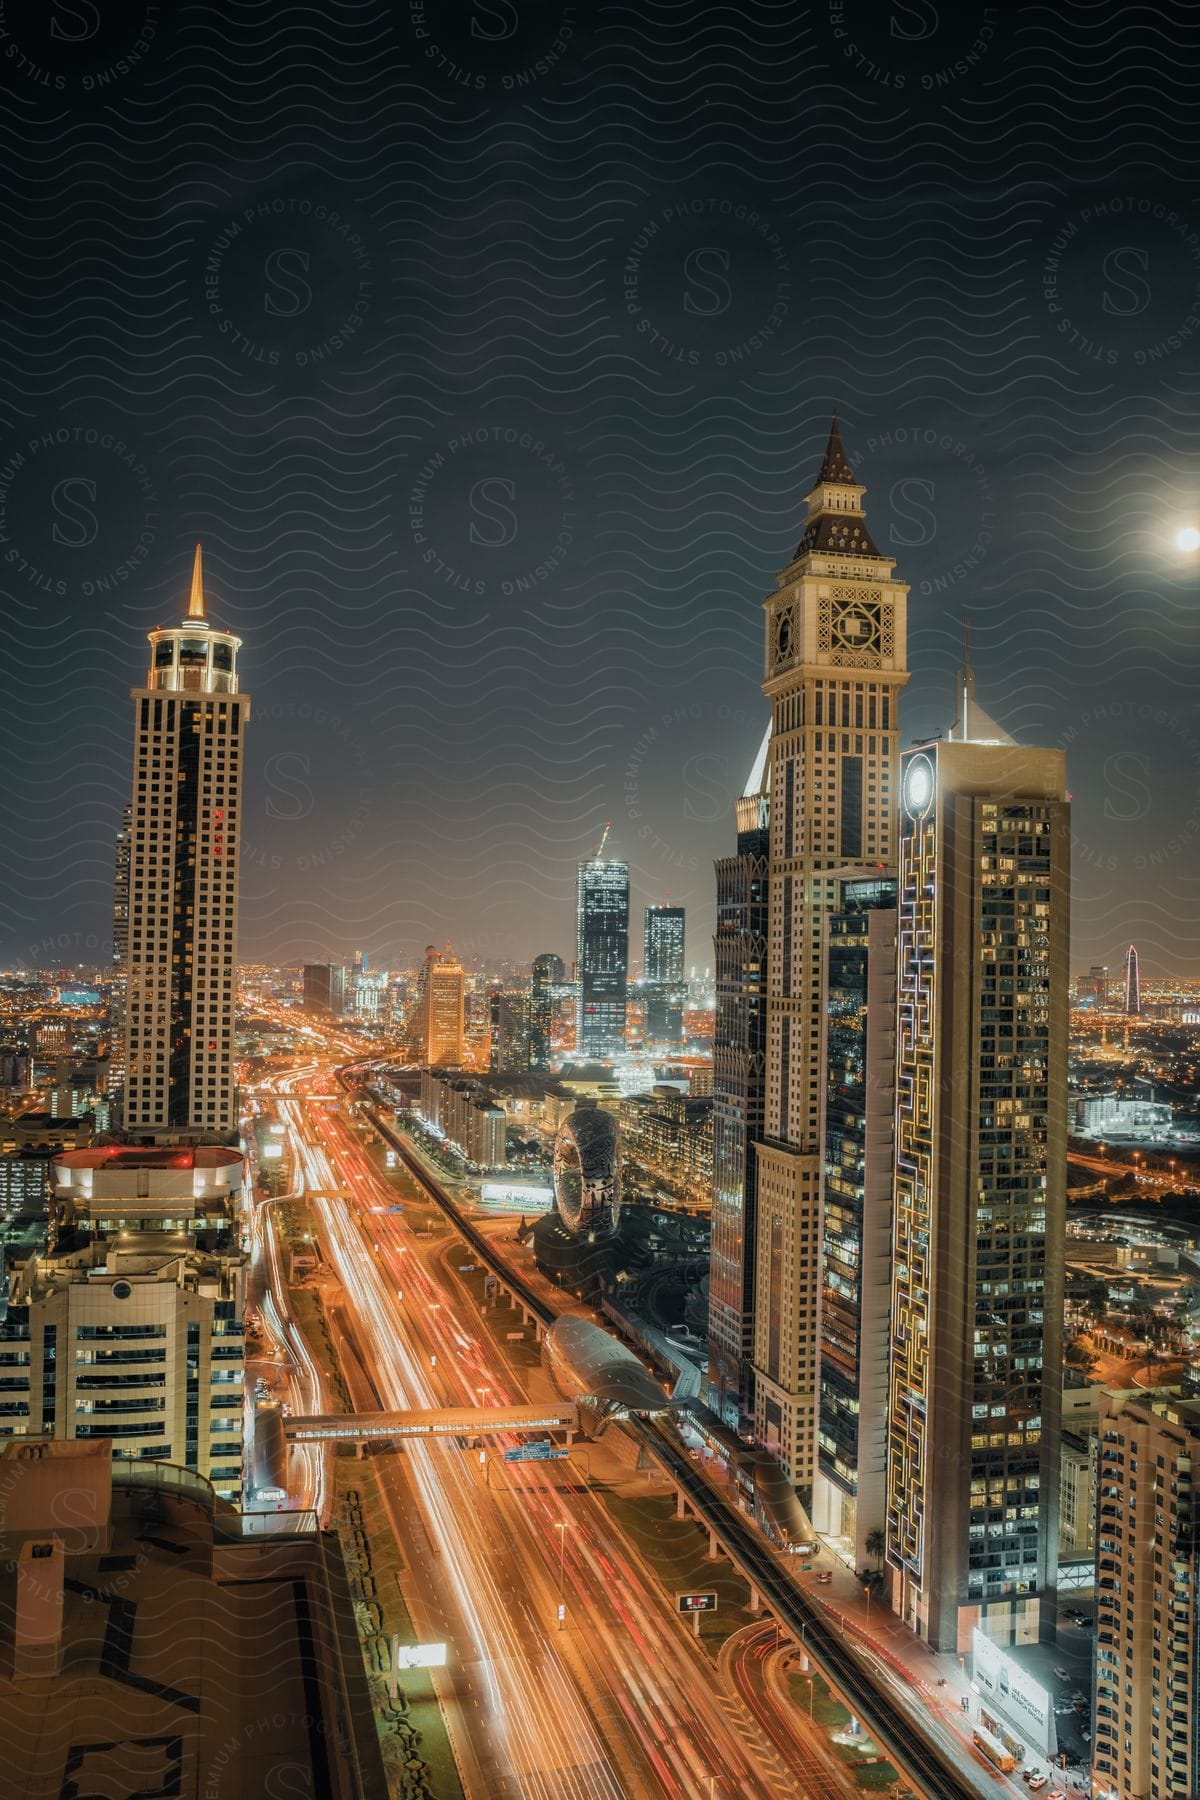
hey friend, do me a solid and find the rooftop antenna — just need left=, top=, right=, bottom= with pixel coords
left=950, top=613, right=976, bottom=742
left=592, top=820, right=612, bottom=858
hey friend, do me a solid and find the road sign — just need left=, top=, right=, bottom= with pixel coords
left=676, top=1592, right=718, bottom=1613
left=503, top=1440, right=569, bottom=1464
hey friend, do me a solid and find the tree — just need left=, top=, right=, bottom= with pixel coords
left=865, top=1528, right=886, bottom=1567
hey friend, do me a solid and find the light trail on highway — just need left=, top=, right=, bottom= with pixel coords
left=265, top=1061, right=792, bottom=1799
left=242, top=1075, right=330, bottom=1516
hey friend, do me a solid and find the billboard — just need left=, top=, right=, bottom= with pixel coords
left=971, top=1628, right=1056, bottom=1757
left=479, top=1181, right=554, bottom=1213
left=676, top=1592, right=718, bottom=1614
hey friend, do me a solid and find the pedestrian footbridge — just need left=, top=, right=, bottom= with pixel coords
left=285, top=1402, right=578, bottom=1443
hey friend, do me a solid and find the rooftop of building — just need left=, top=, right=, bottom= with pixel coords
left=54, top=1145, right=242, bottom=1171
left=423, top=1068, right=572, bottom=1100
left=1101, top=1383, right=1200, bottom=1434
left=12, top=1233, right=243, bottom=1299
left=9, top=1112, right=95, bottom=1131
left=0, top=1440, right=385, bottom=1800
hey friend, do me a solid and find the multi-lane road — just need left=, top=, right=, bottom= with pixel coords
left=244, top=1047, right=1026, bottom=1800
left=253, top=1059, right=823, bottom=1799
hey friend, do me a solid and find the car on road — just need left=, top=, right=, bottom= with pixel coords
left=1054, top=1666, right=1070, bottom=1681
left=1028, top=1776, right=1048, bottom=1791
left=816, top=1571, right=833, bottom=1584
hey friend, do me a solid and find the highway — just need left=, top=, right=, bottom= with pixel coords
left=351, top=1073, right=998, bottom=1800
left=639, top=1418, right=991, bottom=1800
left=258, top=1060, right=803, bottom=1798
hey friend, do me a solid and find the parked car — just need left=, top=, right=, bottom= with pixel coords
left=1054, top=1666, right=1071, bottom=1681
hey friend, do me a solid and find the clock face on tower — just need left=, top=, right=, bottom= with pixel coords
left=832, top=599, right=880, bottom=653
left=817, top=589, right=892, bottom=666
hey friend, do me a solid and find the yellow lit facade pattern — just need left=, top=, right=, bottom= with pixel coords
left=887, top=741, right=1069, bottom=1653
left=752, top=421, right=909, bottom=1489
left=418, top=943, right=466, bottom=1067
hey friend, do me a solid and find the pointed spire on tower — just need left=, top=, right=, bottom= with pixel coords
left=949, top=612, right=1013, bottom=745
left=958, top=614, right=976, bottom=737
left=794, top=413, right=879, bottom=560
left=816, top=411, right=855, bottom=486
left=187, top=543, right=205, bottom=620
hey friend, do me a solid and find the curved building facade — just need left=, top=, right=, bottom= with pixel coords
left=553, top=1104, right=620, bottom=1237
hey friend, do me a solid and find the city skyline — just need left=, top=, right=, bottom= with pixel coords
left=3, top=11, right=1200, bottom=980
left=3, top=11, right=1200, bottom=1800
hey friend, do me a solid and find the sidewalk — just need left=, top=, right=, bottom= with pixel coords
left=798, top=1550, right=1079, bottom=1795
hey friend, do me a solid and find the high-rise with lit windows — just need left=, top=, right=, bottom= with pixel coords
left=576, top=849, right=629, bottom=1062
left=1091, top=1388, right=1200, bottom=1800
left=886, top=670, right=1068, bottom=1652
left=707, top=728, right=770, bottom=1430
left=417, top=943, right=466, bottom=1067
left=813, top=871, right=897, bottom=1566
left=109, top=803, right=131, bottom=1119
left=1124, top=943, right=1140, bottom=1016
left=752, top=417, right=909, bottom=1496
left=643, top=904, right=686, bottom=1046
left=123, top=548, right=248, bottom=1140
left=530, top=951, right=564, bottom=1071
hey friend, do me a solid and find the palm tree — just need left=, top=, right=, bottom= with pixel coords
left=865, top=1528, right=886, bottom=1568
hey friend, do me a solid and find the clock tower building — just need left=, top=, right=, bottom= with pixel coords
left=753, top=418, right=908, bottom=1495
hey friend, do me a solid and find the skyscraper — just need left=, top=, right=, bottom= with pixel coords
left=529, top=951, right=564, bottom=1072
left=1091, top=1388, right=1200, bottom=1800
left=417, top=943, right=465, bottom=1066
left=752, top=418, right=909, bottom=1494
left=123, top=546, right=248, bottom=1140
left=814, top=871, right=897, bottom=1566
left=643, top=903, right=686, bottom=1045
left=1124, top=942, right=1140, bottom=1015
left=886, top=680, right=1069, bottom=1651
left=576, top=836, right=629, bottom=1062
left=302, top=962, right=346, bottom=1015
left=109, top=802, right=131, bottom=1119
left=707, top=728, right=770, bottom=1429
left=489, top=982, right=532, bottom=1073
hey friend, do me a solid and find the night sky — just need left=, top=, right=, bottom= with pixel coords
left=2, top=2, right=1199, bottom=977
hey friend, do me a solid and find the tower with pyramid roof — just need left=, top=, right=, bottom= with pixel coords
left=751, top=417, right=909, bottom=1503
left=123, top=546, right=250, bottom=1137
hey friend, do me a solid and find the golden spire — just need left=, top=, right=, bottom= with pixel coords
left=187, top=543, right=205, bottom=620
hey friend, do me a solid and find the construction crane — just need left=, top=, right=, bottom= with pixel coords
left=592, top=820, right=613, bottom=859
